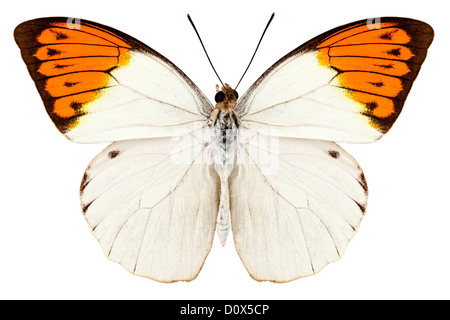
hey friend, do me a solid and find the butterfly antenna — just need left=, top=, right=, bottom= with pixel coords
left=235, top=12, right=275, bottom=91
left=187, top=14, right=224, bottom=87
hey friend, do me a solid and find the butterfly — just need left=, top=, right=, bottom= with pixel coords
left=14, top=16, right=433, bottom=283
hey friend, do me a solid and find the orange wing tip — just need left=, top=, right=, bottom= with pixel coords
left=311, top=17, right=434, bottom=134
left=14, top=17, right=140, bottom=134
left=14, top=18, right=132, bottom=49
left=317, top=18, right=434, bottom=50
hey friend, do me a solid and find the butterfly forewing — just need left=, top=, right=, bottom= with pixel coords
left=14, top=17, right=213, bottom=143
left=236, top=17, right=434, bottom=143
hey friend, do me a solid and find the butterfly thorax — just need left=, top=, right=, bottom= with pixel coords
left=210, top=84, right=240, bottom=246
left=212, top=109, right=238, bottom=174
left=210, top=83, right=240, bottom=172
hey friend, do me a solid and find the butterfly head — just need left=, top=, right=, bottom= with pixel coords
left=214, top=83, right=238, bottom=110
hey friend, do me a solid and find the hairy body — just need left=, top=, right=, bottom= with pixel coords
left=210, top=84, right=240, bottom=245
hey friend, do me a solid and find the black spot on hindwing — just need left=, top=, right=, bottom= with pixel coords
left=328, top=150, right=341, bottom=159
left=358, top=173, right=368, bottom=194
left=80, top=172, right=89, bottom=194
left=108, top=150, right=121, bottom=159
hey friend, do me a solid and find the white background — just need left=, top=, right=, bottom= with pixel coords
left=1, top=0, right=448, bottom=299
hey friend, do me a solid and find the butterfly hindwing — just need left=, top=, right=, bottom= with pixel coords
left=14, top=17, right=213, bottom=143
left=80, top=126, right=219, bottom=282
left=230, top=129, right=368, bottom=282
left=236, top=17, right=434, bottom=143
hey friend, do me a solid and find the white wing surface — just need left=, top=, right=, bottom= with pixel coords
left=80, top=126, right=219, bottom=282
left=229, top=129, right=368, bottom=282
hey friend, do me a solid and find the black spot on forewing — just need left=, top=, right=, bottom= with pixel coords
left=380, top=31, right=393, bottom=40
left=55, top=31, right=69, bottom=40
left=369, top=81, right=384, bottom=87
left=108, top=150, right=121, bottom=159
left=54, top=63, right=72, bottom=69
left=366, top=101, right=378, bottom=111
left=387, top=48, right=401, bottom=57
left=47, top=47, right=61, bottom=57
left=70, top=101, right=82, bottom=111
left=64, top=81, right=79, bottom=87
left=328, top=150, right=341, bottom=159
left=375, top=63, right=394, bottom=70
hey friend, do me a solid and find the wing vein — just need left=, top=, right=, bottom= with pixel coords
left=245, top=84, right=329, bottom=116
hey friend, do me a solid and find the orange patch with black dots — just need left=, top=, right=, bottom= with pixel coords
left=44, top=72, right=116, bottom=98
left=37, top=57, right=119, bottom=78
left=330, top=57, right=411, bottom=78
left=34, top=44, right=119, bottom=61
left=336, top=72, right=403, bottom=98
left=329, top=44, right=414, bottom=61
left=346, top=91, right=396, bottom=119
left=13, top=17, right=139, bottom=134
left=52, top=91, right=101, bottom=119
left=311, top=18, right=435, bottom=133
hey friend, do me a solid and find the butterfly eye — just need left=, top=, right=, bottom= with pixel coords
left=215, top=91, right=225, bottom=103
left=233, top=90, right=239, bottom=100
